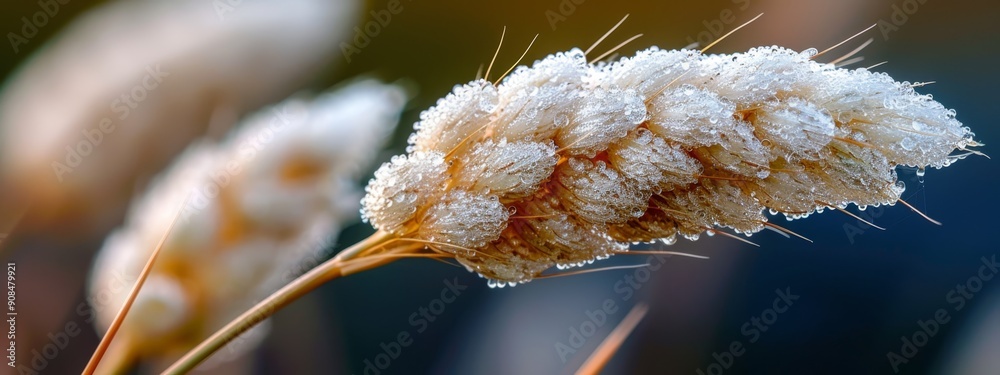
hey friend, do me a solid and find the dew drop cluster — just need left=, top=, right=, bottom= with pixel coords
left=362, top=45, right=978, bottom=284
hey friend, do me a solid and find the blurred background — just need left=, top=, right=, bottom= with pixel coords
left=1, top=0, right=998, bottom=374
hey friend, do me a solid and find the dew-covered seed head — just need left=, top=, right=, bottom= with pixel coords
left=361, top=44, right=978, bottom=285
left=408, top=80, right=498, bottom=154
left=361, top=152, right=449, bottom=234
left=417, top=190, right=510, bottom=249
left=453, top=139, right=557, bottom=200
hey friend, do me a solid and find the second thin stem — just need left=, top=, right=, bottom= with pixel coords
left=162, top=230, right=403, bottom=374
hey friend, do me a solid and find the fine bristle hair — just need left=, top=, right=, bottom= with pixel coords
left=361, top=43, right=979, bottom=286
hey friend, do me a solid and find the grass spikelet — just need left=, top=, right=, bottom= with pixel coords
left=361, top=45, right=978, bottom=285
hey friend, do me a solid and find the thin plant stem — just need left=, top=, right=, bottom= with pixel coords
left=98, top=335, right=137, bottom=375
left=84, top=203, right=183, bottom=375
left=162, top=230, right=401, bottom=374
left=575, top=303, right=649, bottom=375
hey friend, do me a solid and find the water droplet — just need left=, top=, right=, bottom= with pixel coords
left=554, top=113, right=570, bottom=127
left=487, top=279, right=506, bottom=288
left=660, top=236, right=677, bottom=246
left=900, top=137, right=916, bottom=151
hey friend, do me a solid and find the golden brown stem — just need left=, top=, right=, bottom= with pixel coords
left=93, top=335, right=136, bottom=375
left=575, top=303, right=649, bottom=375
left=161, top=230, right=400, bottom=374
left=84, top=204, right=182, bottom=375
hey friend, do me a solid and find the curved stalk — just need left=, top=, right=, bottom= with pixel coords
left=162, top=230, right=399, bottom=374
left=84, top=205, right=182, bottom=375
